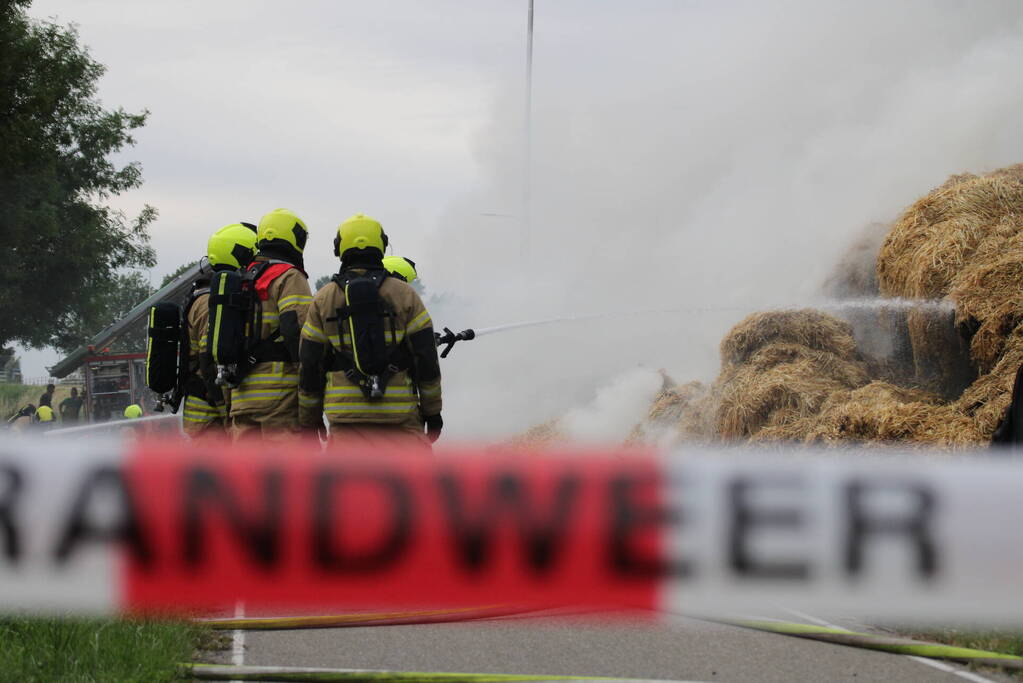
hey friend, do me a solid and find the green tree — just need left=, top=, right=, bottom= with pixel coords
left=0, top=0, right=156, bottom=352
left=314, top=274, right=332, bottom=291
left=160, top=260, right=200, bottom=289
left=51, top=271, right=154, bottom=353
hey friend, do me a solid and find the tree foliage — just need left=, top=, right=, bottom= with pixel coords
left=51, top=271, right=154, bottom=353
left=0, top=0, right=156, bottom=353
left=160, top=260, right=200, bottom=289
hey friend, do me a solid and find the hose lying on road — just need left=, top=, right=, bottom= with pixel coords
left=718, top=619, right=1023, bottom=671
left=184, top=663, right=695, bottom=682
left=199, top=606, right=529, bottom=631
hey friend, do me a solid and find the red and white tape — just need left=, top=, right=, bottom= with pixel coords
left=1, top=435, right=1021, bottom=624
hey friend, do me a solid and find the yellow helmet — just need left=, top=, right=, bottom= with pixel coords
left=334, top=213, right=387, bottom=258
left=207, top=223, right=258, bottom=269
left=383, top=256, right=418, bottom=282
left=35, top=405, right=54, bottom=422
left=257, top=208, right=309, bottom=254
left=123, top=404, right=143, bottom=419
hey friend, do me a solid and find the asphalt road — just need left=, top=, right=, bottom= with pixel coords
left=227, top=611, right=1012, bottom=683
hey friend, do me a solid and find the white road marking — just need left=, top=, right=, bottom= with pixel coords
left=783, top=608, right=998, bottom=683
left=781, top=608, right=843, bottom=630
left=230, top=601, right=246, bottom=683
left=907, top=656, right=997, bottom=683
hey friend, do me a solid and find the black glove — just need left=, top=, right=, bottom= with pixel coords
left=424, top=414, right=443, bottom=443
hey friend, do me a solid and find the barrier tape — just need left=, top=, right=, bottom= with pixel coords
left=184, top=664, right=697, bottom=682
left=3, top=435, right=1023, bottom=624
left=719, top=619, right=1023, bottom=670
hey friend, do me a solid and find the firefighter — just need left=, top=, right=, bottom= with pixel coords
left=8, top=404, right=34, bottom=432
left=229, top=208, right=312, bottom=441
left=382, top=255, right=418, bottom=283
left=298, top=214, right=442, bottom=447
left=34, top=404, right=55, bottom=430
left=182, top=223, right=257, bottom=439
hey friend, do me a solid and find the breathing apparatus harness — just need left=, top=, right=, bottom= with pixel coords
left=325, top=267, right=415, bottom=400
left=209, top=258, right=299, bottom=388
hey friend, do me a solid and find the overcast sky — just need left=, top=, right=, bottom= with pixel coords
left=28, top=0, right=531, bottom=275
left=20, top=0, right=536, bottom=376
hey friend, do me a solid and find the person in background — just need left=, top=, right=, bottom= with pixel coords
left=8, top=404, right=35, bottom=433
left=93, top=399, right=111, bottom=422
left=59, top=387, right=83, bottom=425
left=34, top=404, right=55, bottom=430
left=39, top=383, right=55, bottom=408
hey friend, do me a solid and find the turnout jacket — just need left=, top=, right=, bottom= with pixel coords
left=182, top=290, right=226, bottom=430
left=298, top=270, right=442, bottom=428
left=229, top=257, right=312, bottom=417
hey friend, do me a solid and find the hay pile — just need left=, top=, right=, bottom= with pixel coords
left=642, top=164, right=1023, bottom=448
left=627, top=380, right=713, bottom=443
left=878, top=167, right=1023, bottom=383
left=510, top=418, right=565, bottom=446
left=713, top=311, right=871, bottom=439
left=523, top=164, right=1023, bottom=449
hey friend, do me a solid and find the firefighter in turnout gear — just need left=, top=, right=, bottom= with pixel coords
left=299, top=214, right=443, bottom=446
left=183, top=222, right=257, bottom=438
left=382, top=255, right=418, bottom=283
left=229, top=208, right=313, bottom=440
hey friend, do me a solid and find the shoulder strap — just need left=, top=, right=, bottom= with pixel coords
left=182, top=286, right=210, bottom=318
left=331, top=268, right=389, bottom=305
left=251, top=261, right=294, bottom=301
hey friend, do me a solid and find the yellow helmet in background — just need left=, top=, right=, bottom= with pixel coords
left=124, top=404, right=143, bottom=419
left=35, top=405, right=54, bottom=422
left=207, top=223, right=258, bottom=269
left=334, top=214, right=387, bottom=258
left=258, top=208, right=309, bottom=254
left=383, top=256, right=418, bottom=282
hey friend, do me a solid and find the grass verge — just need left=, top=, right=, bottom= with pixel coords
left=908, top=629, right=1023, bottom=677
left=0, top=383, right=34, bottom=420
left=0, top=617, right=210, bottom=682
left=0, top=383, right=83, bottom=421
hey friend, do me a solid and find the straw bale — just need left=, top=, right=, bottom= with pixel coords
left=654, top=164, right=1023, bottom=448
left=955, top=328, right=1023, bottom=435
left=646, top=381, right=706, bottom=424
left=987, top=163, right=1023, bottom=180
left=903, top=307, right=974, bottom=397
left=949, top=246, right=1023, bottom=371
left=753, top=381, right=985, bottom=447
left=510, top=418, right=564, bottom=446
left=747, top=343, right=871, bottom=385
left=676, top=389, right=721, bottom=441
left=628, top=381, right=709, bottom=444
left=720, top=310, right=859, bottom=368
left=715, top=346, right=868, bottom=439
left=877, top=173, right=1023, bottom=299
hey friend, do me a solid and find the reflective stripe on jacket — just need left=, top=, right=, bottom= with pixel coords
left=299, top=272, right=441, bottom=426
left=228, top=258, right=311, bottom=419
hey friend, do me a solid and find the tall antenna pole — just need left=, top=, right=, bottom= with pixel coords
left=521, top=0, right=534, bottom=260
